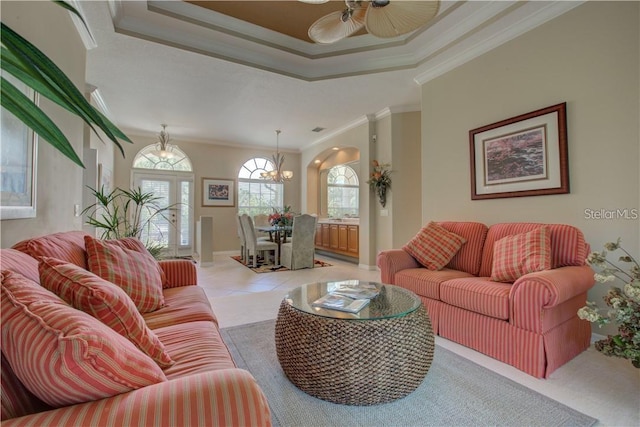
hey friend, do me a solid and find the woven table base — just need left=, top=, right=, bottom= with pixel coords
left=275, top=300, right=434, bottom=406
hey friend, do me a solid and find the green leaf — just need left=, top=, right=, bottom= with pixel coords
left=1, top=47, right=130, bottom=147
left=1, top=22, right=131, bottom=158
left=1, top=77, right=84, bottom=167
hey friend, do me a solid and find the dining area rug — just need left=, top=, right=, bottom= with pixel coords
left=230, top=256, right=331, bottom=273
left=221, top=320, right=598, bottom=427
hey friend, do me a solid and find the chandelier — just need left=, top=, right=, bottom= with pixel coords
left=261, top=130, right=293, bottom=182
left=152, top=124, right=175, bottom=159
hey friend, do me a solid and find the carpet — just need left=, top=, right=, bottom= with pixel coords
left=230, top=256, right=331, bottom=273
left=221, top=320, right=597, bottom=427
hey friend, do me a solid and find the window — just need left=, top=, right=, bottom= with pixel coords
left=238, top=158, right=283, bottom=216
left=133, top=145, right=192, bottom=171
left=327, top=164, right=359, bottom=218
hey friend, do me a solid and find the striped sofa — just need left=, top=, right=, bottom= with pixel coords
left=1, top=231, right=271, bottom=426
left=377, top=222, right=595, bottom=378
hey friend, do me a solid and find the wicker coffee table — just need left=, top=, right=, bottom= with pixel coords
left=275, top=280, right=434, bottom=406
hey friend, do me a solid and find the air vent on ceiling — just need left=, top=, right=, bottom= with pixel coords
left=311, top=127, right=325, bottom=133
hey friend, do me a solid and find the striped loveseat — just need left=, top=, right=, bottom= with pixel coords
left=377, top=222, right=595, bottom=378
left=1, top=231, right=271, bottom=426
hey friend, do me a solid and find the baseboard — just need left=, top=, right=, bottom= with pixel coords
left=591, top=332, right=606, bottom=344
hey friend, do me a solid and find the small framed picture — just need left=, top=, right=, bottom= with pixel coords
left=469, top=102, right=569, bottom=200
left=202, top=178, right=235, bottom=207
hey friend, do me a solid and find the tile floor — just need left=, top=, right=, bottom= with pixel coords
left=199, top=253, right=639, bottom=427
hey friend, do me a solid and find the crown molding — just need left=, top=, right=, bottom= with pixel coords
left=68, top=0, right=97, bottom=50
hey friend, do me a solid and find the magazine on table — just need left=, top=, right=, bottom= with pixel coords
left=311, top=294, right=370, bottom=313
left=328, top=281, right=379, bottom=300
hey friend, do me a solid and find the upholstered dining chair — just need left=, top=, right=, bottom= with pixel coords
left=280, top=214, right=317, bottom=270
left=235, top=215, right=247, bottom=263
left=240, top=214, right=279, bottom=268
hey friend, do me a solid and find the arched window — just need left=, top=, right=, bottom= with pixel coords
left=133, top=145, right=193, bottom=171
left=238, top=158, right=283, bottom=216
left=327, top=164, right=359, bottom=218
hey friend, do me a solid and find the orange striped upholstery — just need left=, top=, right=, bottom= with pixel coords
left=0, top=369, right=272, bottom=427
left=144, top=285, right=218, bottom=330
left=156, top=321, right=237, bottom=379
left=437, top=221, right=488, bottom=275
left=479, top=223, right=586, bottom=277
left=38, top=257, right=174, bottom=368
left=377, top=249, right=421, bottom=284
left=12, top=231, right=89, bottom=269
left=1, top=271, right=167, bottom=408
left=378, top=221, right=596, bottom=378
left=395, top=268, right=473, bottom=300
left=85, top=235, right=165, bottom=313
left=159, top=259, right=198, bottom=288
left=441, top=277, right=511, bottom=320
left=0, top=249, right=39, bottom=283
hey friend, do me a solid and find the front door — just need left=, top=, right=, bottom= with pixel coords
left=132, top=171, right=194, bottom=258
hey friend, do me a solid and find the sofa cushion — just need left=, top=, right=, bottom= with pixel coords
left=395, top=268, right=474, bottom=300
left=479, top=223, right=587, bottom=277
left=154, top=321, right=236, bottom=380
left=438, top=222, right=489, bottom=276
left=85, top=236, right=165, bottom=313
left=1, top=270, right=167, bottom=408
left=0, top=249, right=40, bottom=283
left=143, top=286, right=218, bottom=330
left=440, top=277, right=512, bottom=320
left=490, top=227, right=552, bottom=283
left=403, top=222, right=467, bottom=270
left=38, top=257, right=174, bottom=368
left=12, top=231, right=89, bottom=269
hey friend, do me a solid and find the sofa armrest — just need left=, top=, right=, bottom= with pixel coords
left=509, top=265, right=595, bottom=332
left=159, top=259, right=197, bottom=289
left=2, top=369, right=271, bottom=427
left=376, top=249, right=420, bottom=284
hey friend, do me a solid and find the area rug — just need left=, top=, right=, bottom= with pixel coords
left=221, top=320, right=597, bottom=427
left=230, top=256, right=331, bottom=273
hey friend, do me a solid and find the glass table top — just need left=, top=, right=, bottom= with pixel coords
left=284, top=280, right=421, bottom=320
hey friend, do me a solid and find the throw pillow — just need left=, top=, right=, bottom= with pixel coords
left=490, top=226, right=552, bottom=282
left=84, top=235, right=165, bottom=313
left=402, top=221, right=467, bottom=270
left=38, top=257, right=174, bottom=368
left=1, top=270, right=166, bottom=408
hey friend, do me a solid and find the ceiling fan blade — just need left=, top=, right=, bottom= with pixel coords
left=365, top=1, right=440, bottom=38
left=308, top=8, right=366, bottom=44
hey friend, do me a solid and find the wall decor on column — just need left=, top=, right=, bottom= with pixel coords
left=469, top=102, right=569, bottom=200
left=202, top=178, right=235, bottom=207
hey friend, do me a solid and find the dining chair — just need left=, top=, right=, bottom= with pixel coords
left=235, top=215, right=247, bottom=263
left=253, top=214, right=273, bottom=242
left=280, top=214, right=317, bottom=270
left=240, top=214, right=279, bottom=267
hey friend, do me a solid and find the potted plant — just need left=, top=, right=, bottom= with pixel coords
left=82, top=186, right=176, bottom=259
left=578, top=238, right=640, bottom=368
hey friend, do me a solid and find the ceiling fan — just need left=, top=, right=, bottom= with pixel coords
left=302, top=0, right=440, bottom=45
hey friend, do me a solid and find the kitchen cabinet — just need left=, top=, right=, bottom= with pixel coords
left=315, top=222, right=359, bottom=259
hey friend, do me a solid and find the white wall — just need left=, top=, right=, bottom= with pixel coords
left=1, top=1, right=86, bottom=248
left=420, top=1, right=639, bottom=334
